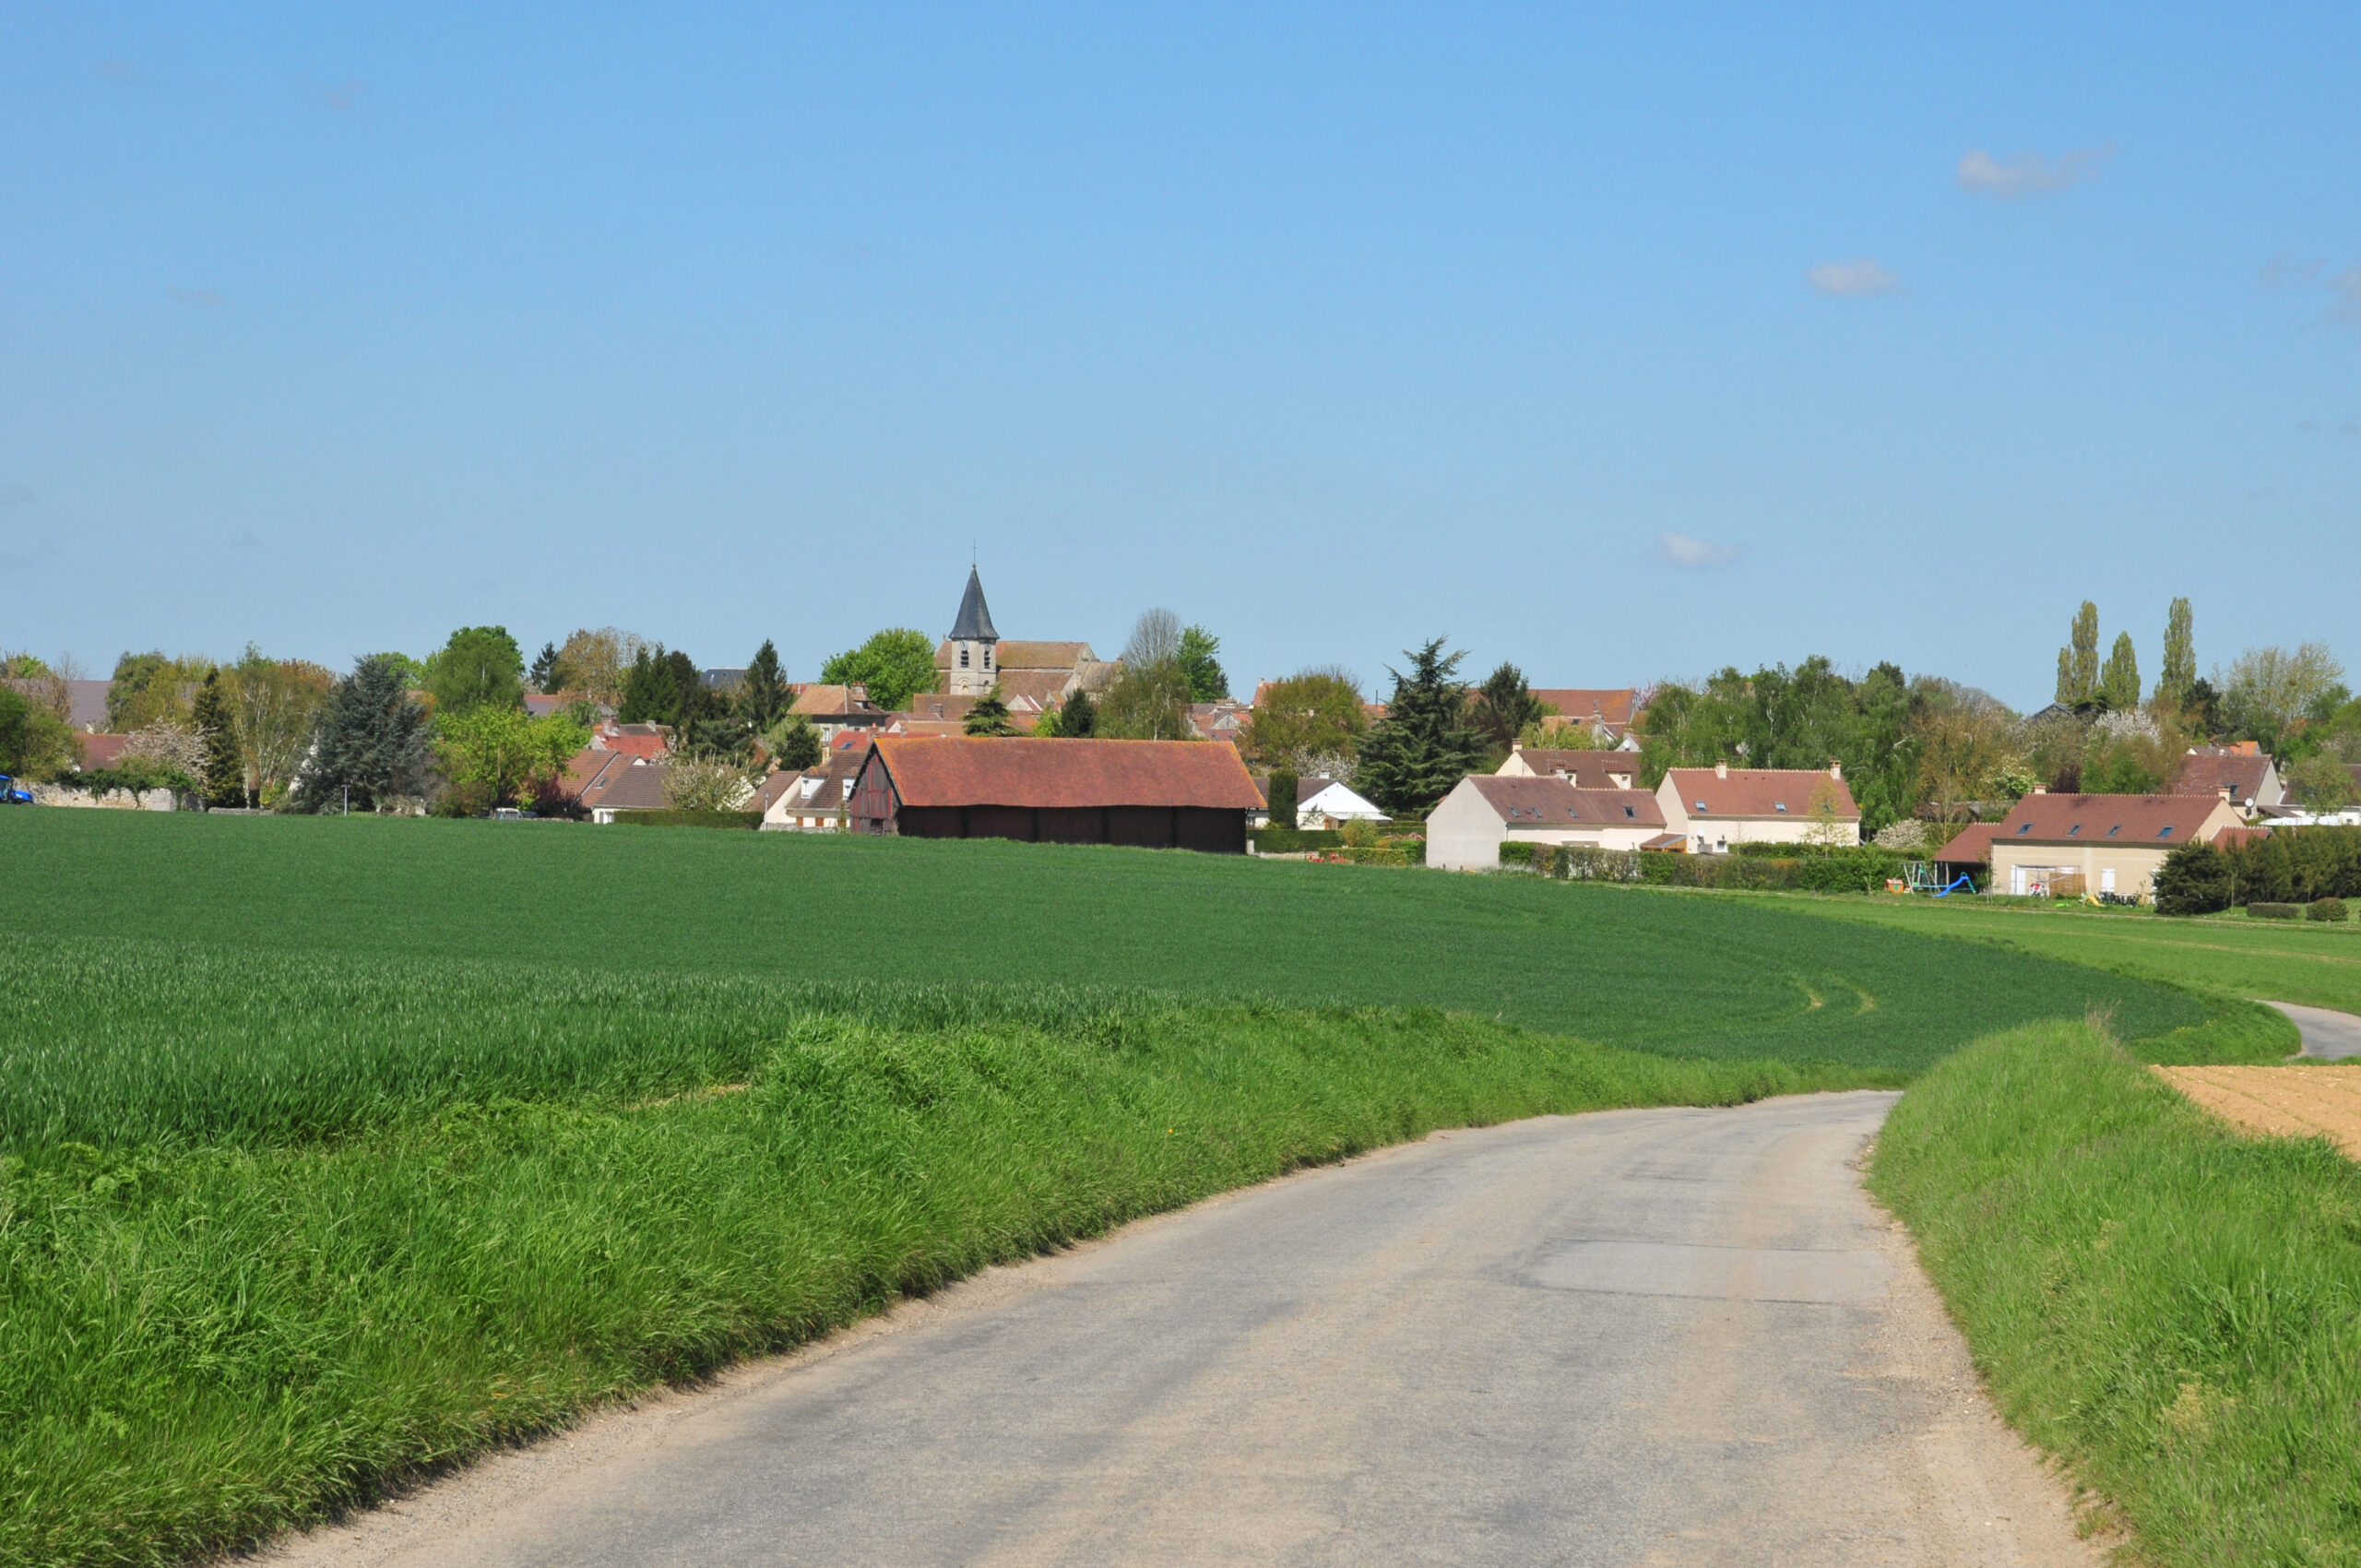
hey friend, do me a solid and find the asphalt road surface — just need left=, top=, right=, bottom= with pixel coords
left=2270, top=1000, right=2361, bottom=1060
left=271, top=1092, right=2096, bottom=1568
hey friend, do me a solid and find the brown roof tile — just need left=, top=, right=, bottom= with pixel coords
left=870, top=737, right=1262, bottom=811
left=1931, top=822, right=1998, bottom=864
left=1466, top=776, right=1666, bottom=827
left=1530, top=688, right=1640, bottom=727
left=1508, top=750, right=1640, bottom=790
left=1990, top=792, right=2237, bottom=848
left=2172, top=753, right=2272, bottom=802
left=1664, top=767, right=1859, bottom=820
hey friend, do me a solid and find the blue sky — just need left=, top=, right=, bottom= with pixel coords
left=2, top=4, right=2355, bottom=708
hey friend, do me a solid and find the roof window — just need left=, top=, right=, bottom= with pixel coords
left=1623, top=805, right=1636, bottom=818
left=1774, top=802, right=1787, bottom=813
left=2068, top=825, right=2082, bottom=837
left=2157, top=826, right=2175, bottom=837
left=2016, top=824, right=2032, bottom=835
left=2106, top=826, right=2120, bottom=837
left=1694, top=802, right=1708, bottom=812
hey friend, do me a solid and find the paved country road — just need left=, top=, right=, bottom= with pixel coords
left=2269, top=1000, right=2361, bottom=1060
left=267, top=1093, right=2097, bottom=1568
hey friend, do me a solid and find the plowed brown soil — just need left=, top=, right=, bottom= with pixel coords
left=2153, top=1064, right=2361, bottom=1158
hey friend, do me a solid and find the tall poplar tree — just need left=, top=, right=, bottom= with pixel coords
left=2157, top=598, right=2196, bottom=709
left=2055, top=601, right=2101, bottom=707
left=2098, top=632, right=2142, bottom=713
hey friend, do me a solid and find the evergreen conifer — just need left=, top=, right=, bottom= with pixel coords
left=1353, top=638, right=1487, bottom=816
left=190, top=671, right=245, bottom=807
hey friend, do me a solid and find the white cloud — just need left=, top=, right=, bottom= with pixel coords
left=1956, top=144, right=2116, bottom=198
left=1656, top=531, right=1745, bottom=569
left=2330, top=267, right=2361, bottom=327
left=1808, top=259, right=1901, bottom=297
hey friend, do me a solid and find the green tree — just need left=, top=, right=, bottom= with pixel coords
left=366, top=652, right=429, bottom=689
left=2153, top=840, right=2236, bottom=916
left=0, top=686, right=76, bottom=780
left=618, top=646, right=683, bottom=726
left=2098, top=632, right=2141, bottom=713
left=2055, top=601, right=2101, bottom=707
left=1097, top=610, right=1194, bottom=740
left=2157, top=598, right=2195, bottom=709
left=964, top=685, right=1017, bottom=736
left=1041, top=685, right=1097, bottom=738
left=2286, top=754, right=2359, bottom=812
left=556, top=628, right=642, bottom=707
left=2219, top=643, right=2345, bottom=758
left=1177, top=624, right=1230, bottom=702
left=107, top=650, right=210, bottom=731
left=528, top=641, right=568, bottom=692
left=765, top=712, right=824, bottom=771
left=738, top=640, right=792, bottom=733
left=1471, top=662, right=1546, bottom=754
left=424, top=626, right=526, bottom=718
left=1241, top=671, right=1367, bottom=772
left=433, top=707, right=589, bottom=814
left=821, top=628, right=939, bottom=711
left=291, top=656, right=433, bottom=813
left=1354, top=638, right=1488, bottom=816
left=227, top=647, right=336, bottom=809
left=189, top=671, right=246, bottom=807
left=1265, top=766, right=1299, bottom=827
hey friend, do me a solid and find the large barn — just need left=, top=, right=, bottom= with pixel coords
left=849, top=736, right=1263, bottom=853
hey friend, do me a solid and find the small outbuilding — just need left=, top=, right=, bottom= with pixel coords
left=1426, top=775, right=1667, bottom=871
left=849, top=737, right=1263, bottom=852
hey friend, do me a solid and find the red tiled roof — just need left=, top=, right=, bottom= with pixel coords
left=1530, top=688, right=1640, bottom=728
left=1507, top=750, right=1640, bottom=790
left=1989, top=792, right=2238, bottom=848
left=76, top=732, right=130, bottom=769
left=1664, top=767, right=1859, bottom=820
left=869, top=737, right=1263, bottom=811
left=579, top=758, right=671, bottom=812
left=594, top=722, right=670, bottom=759
left=1639, top=832, right=1688, bottom=850
left=1931, top=823, right=1998, bottom=865
left=2213, top=826, right=2273, bottom=851
left=2172, top=753, right=2272, bottom=802
left=1465, top=776, right=1666, bottom=828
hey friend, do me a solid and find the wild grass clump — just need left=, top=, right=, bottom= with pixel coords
left=1869, top=1018, right=2361, bottom=1565
left=0, top=933, right=1868, bottom=1568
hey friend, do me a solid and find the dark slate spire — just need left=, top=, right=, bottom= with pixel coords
left=949, top=565, right=999, bottom=642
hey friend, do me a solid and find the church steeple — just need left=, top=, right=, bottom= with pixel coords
left=946, top=565, right=1000, bottom=696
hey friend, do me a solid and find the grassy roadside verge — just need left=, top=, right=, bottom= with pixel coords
left=1, top=947, right=1878, bottom=1568
left=1869, top=1018, right=2361, bottom=1565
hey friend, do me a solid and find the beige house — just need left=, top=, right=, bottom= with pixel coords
left=1497, top=746, right=1639, bottom=790
left=1427, top=776, right=1667, bottom=871
left=1654, top=763, right=1860, bottom=853
left=1987, top=790, right=2248, bottom=900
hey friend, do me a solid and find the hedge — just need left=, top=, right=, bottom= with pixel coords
left=1503, top=842, right=1904, bottom=893
left=2313, top=897, right=2351, bottom=923
left=610, top=810, right=765, bottom=830
left=1250, top=826, right=1343, bottom=853
left=1337, top=843, right=1421, bottom=867
left=2248, top=902, right=2304, bottom=921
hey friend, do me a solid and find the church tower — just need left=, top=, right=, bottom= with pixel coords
left=946, top=565, right=1000, bottom=697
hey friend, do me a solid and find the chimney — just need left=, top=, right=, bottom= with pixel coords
left=2031, top=784, right=2047, bottom=794
left=2220, top=787, right=2233, bottom=802
left=1511, top=742, right=1522, bottom=754
left=1829, top=760, right=1844, bottom=780
left=1714, top=759, right=1728, bottom=779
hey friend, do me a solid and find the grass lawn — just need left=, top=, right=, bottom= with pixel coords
left=0, top=809, right=2208, bottom=1073
left=0, top=809, right=2284, bottom=1565
left=1870, top=1019, right=2361, bottom=1566
left=1763, top=891, right=2361, bottom=1016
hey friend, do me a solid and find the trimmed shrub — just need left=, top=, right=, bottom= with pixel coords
left=2310, top=897, right=2350, bottom=924
left=1498, top=841, right=1538, bottom=868
left=1339, top=844, right=1419, bottom=867
left=2154, top=841, right=2236, bottom=917
left=2248, top=902, right=2304, bottom=921
left=1250, top=826, right=1341, bottom=854
left=1264, top=768, right=1298, bottom=830
left=610, top=810, right=764, bottom=830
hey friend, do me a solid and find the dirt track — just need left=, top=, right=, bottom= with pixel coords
left=2154, top=1065, right=2361, bottom=1157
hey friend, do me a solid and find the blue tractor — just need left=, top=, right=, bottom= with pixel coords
left=0, top=774, right=34, bottom=805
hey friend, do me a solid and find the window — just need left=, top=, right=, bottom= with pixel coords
left=2016, top=824, right=2033, bottom=835
left=959, top=647, right=970, bottom=668
left=1774, top=802, right=1788, bottom=813
left=983, top=648, right=992, bottom=668
left=1623, top=805, right=1636, bottom=818
left=2068, top=825, right=2082, bottom=837
left=1694, top=802, right=1708, bottom=812
left=2106, top=826, right=2119, bottom=837
left=2157, top=826, right=2174, bottom=837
